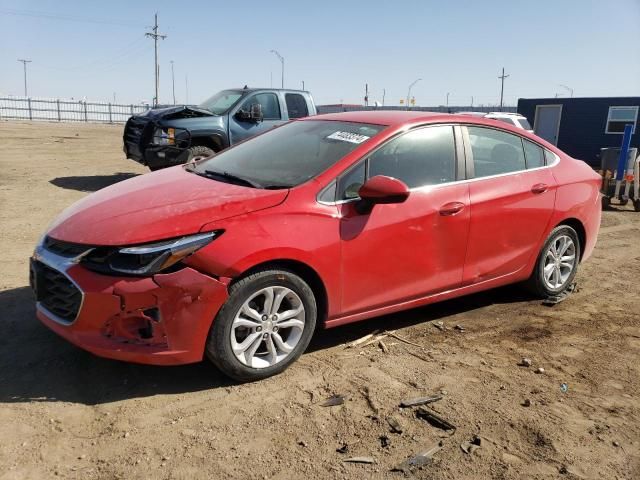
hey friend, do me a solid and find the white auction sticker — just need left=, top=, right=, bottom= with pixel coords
left=326, top=131, right=370, bottom=144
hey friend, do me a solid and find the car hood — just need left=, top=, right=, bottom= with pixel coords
left=140, top=105, right=216, bottom=120
left=47, top=167, right=289, bottom=246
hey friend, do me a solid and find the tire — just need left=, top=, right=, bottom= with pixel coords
left=186, top=145, right=215, bottom=163
left=634, top=199, right=640, bottom=212
left=525, top=225, right=581, bottom=298
left=602, top=196, right=611, bottom=210
left=206, top=269, right=317, bottom=382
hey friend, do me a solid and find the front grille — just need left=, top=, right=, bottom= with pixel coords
left=123, top=116, right=153, bottom=161
left=31, top=260, right=82, bottom=323
left=44, top=236, right=92, bottom=258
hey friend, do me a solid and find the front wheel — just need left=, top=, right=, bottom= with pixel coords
left=526, top=225, right=581, bottom=298
left=206, top=269, right=317, bottom=382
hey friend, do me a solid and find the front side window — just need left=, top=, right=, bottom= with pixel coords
left=337, top=161, right=366, bottom=200
left=467, top=126, right=526, bottom=178
left=241, top=93, right=281, bottom=120
left=606, top=106, right=638, bottom=134
left=367, top=126, right=456, bottom=189
left=285, top=93, right=309, bottom=119
left=191, top=121, right=384, bottom=188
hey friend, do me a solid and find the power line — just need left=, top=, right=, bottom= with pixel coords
left=0, top=8, right=143, bottom=27
left=145, top=13, right=166, bottom=106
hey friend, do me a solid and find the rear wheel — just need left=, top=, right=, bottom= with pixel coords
left=206, top=269, right=317, bottom=382
left=526, top=225, right=580, bottom=298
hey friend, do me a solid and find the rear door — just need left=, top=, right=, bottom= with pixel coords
left=338, top=125, right=470, bottom=315
left=462, top=126, right=557, bottom=284
left=229, top=92, right=286, bottom=143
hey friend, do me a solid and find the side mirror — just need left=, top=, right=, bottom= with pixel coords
left=356, top=175, right=409, bottom=214
left=249, top=103, right=263, bottom=122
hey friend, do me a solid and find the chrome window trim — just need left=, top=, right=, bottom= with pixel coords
left=32, top=239, right=88, bottom=326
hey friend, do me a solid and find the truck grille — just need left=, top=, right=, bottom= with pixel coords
left=30, top=260, right=82, bottom=324
left=123, top=115, right=153, bottom=162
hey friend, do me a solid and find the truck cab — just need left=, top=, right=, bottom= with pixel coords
left=123, top=88, right=316, bottom=170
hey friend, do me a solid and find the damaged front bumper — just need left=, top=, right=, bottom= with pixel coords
left=30, top=243, right=229, bottom=365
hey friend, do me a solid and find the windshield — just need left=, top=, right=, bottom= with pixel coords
left=198, top=90, right=244, bottom=115
left=190, top=120, right=385, bottom=188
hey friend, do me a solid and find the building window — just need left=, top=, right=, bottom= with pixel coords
left=605, top=106, right=638, bottom=134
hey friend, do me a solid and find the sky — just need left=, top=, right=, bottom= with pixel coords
left=1, top=0, right=639, bottom=107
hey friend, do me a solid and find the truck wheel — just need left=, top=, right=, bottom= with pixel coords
left=187, top=145, right=216, bottom=163
left=525, top=225, right=580, bottom=298
left=206, top=269, right=317, bottom=382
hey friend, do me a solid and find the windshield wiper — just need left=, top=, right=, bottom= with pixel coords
left=203, top=169, right=263, bottom=188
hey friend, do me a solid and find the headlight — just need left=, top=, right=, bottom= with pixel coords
left=82, top=231, right=220, bottom=276
left=153, top=127, right=175, bottom=145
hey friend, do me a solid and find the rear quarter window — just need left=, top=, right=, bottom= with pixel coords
left=523, top=139, right=545, bottom=168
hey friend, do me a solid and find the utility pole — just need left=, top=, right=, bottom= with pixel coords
left=382, top=88, right=386, bottom=106
left=446, top=92, right=450, bottom=107
left=146, top=13, right=166, bottom=106
left=498, top=67, right=509, bottom=111
left=17, top=59, right=32, bottom=97
left=364, top=83, right=369, bottom=107
left=270, top=50, right=284, bottom=88
left=170, top=60, right=176, bottom=105
left=302, top=80, right=305, bottom=90
left=471, top=96, right=474, bottom=108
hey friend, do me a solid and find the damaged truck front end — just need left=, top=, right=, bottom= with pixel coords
left=123, top=105, right=221, bottom=171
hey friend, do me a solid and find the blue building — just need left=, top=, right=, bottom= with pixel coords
left=517, top=97, right=639, bottom=167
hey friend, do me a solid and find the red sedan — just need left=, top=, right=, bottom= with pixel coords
left=31, top=111, right=601, bottom=381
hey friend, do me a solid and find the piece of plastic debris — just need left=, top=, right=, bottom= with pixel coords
left=387, top=416, right=404, bottom=434
left=400, top=394, right=443, bottom=408
left=392, top=442, right=443, bottom=473
left=321, top=394, right=346, bottom=407
left=336, top=443, right=349, bottom=454
left=416, top=407, right=456, bottom=431
left=560, top=383, right=569, bottom=393
left=343, top=457, right=375, bottom=464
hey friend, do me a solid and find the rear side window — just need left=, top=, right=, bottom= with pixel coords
left=523, top=139, right=545, bottom=168
left=285, top=93, right=309, bottom=119
left=368, top=126, right=456, bottom=188
left=467, top=126, right=526, bottom=178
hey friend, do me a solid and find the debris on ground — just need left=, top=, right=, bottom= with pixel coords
left=379, top=435, right=390, bottom=448
left=360, top=386, right=381, bottom=414
left=378, top=339, right=389, bottom=353
left=297, top=440, right=308, bottom=447
left=336, top=443, right=349, bottom=454
left=542, top=282, right=578, bottom=306
left=433, top=321, right=445, bottom=331
left=535, top=367, right=545, bottom=374
left=400, top=394, right=443, bottom=408
left=461, top=435, right=482, bottom=454
left=346, top=330, right=381, bottom=348
left=392, top=442, right=443, bottom=473
left=519, top=357, right=532, bottom=367
left=387, top=416, right=404, bottom=434
left=343, top=456, right=375, bottom=464
left=385, top=330, right=424, bottom=348
left=561, top=383, right=569, bottom=393
left=455, top=324, right=466, bottom=332
left=321, top=394, right=346, bottom=407
left=416, top=407, right=456, bottom=432
left=521, top=399, right=531, bottom=407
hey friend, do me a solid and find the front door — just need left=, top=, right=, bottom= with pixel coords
left=229, top=92, right=285, bottom=144
left=534, top=104, right=562, bottom=145
left=338, top=125, right=470, bottom=315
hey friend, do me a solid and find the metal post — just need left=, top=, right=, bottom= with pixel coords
left=170, top=60, right=176, bottom=105
left=84, top=102, right=88, bottom=122
left=56, top=99, right=61, bottom=121
left=130, top=104, right=134, bottom=115
left=108, top=103, right=112, bottom=123
left=27, top=97, right=32, bottom=121
left=613, top=124, right=634, bottom=201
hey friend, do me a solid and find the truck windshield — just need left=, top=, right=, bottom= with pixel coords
left=189, top=120, right=386, bottom=188
left=198, top=90, right=244, bottom=115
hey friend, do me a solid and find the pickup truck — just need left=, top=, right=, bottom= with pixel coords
left=123, top=87, right=317, bottom=170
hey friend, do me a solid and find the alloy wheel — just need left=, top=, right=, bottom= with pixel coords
left=542, top=234, right=576, bottom=290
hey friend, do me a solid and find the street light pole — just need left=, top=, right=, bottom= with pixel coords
left=406, top=78, right=422, bottom=110
left=446, top=92, right=450, bottom=107
left=170, top=60, right=176, bottom=105
left=270, top=50, right=284, bottom=88
left=17, top=59, right=32, bottom=97
left=498, top=67, right=510, bottom=111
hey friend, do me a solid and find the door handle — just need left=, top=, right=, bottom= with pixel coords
left=531, top=183, right=548, bottom=194
left=439, top=201, right=465, bottom=216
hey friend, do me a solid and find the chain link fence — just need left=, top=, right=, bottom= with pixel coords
left=0, top=96, right=149, bottom=123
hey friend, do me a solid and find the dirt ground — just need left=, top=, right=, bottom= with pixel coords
left=0, top=121, right=639, bottom=480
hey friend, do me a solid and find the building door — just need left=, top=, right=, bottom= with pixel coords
left=533, top=104, right=563, bottom=145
